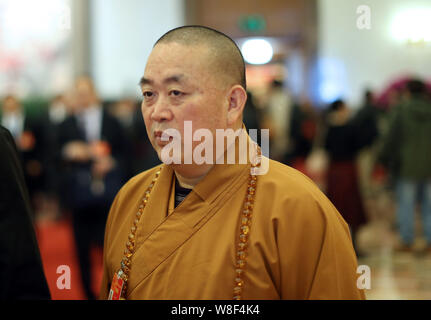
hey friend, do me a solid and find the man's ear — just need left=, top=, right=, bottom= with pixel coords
left=227, top=85, right=247, bottom=126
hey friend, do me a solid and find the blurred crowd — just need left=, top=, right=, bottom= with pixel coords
left=1, top=76, right=160, bottom=299
left=245, top=77, right=431, bottom=258
left=1, top=75, right=431, bottom=298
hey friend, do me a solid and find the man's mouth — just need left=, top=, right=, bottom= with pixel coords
left=154, top=130, right=174, bottom=145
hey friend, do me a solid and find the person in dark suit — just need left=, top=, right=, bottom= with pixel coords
left=0, top=125, right=51, bottom=299
left=1, top=95, right=46, bottom=215
left=108, top=98, right=160, bottom=178
left=41, top=95, right=68, bottom=206
left=57, top=77, right=127, bottom=299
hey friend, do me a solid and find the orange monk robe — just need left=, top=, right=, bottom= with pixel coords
left=100, top=156, right=365, bottom=300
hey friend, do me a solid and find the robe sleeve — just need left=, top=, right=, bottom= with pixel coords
left=278, top=192, right=366, bottom=300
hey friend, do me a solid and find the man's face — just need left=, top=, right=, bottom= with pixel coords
left=3, top=97, right=20, bottom=114
left=141, top=42, right=229, bottom=163
left=75, top=78, right=96, bottom=110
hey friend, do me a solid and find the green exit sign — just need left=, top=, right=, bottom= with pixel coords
left=238, top=15, right=266, bottom=33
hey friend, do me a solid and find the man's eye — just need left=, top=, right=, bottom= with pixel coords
left=169, top=90, right=183, bottom=97
left=143, top=91, right=154, bottom=98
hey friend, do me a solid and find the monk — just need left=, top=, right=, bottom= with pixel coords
left=99, top=26, right=365, bottom=300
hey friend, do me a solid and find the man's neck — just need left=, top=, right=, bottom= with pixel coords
left=174, top=164, right=214, bottom=189
left=172, top=123, right=244, bottom=189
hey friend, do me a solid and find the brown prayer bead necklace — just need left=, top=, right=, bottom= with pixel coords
left=114, top=149, right=260, bottom=300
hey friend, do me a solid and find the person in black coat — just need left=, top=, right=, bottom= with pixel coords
left=57, top=77, right=127, bottom=299
left=324, top=99, right=376, bottom=256
left=0, top=125, right=51, bottom=299
left=1, top=95, right=47, bottom=215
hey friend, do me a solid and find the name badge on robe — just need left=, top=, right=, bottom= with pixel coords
left=108, top=271, right=124, bottom=300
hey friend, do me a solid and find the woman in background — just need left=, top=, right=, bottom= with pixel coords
left=324, top=99, right=377, bottom=256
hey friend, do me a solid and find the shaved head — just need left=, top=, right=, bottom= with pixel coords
left=154, top=25, right=246, bottom=90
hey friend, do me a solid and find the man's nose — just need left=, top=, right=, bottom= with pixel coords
left=151, top=97, right=173, bottom=122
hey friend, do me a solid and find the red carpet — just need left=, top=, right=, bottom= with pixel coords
left=35, top=219, right=103, bottom=300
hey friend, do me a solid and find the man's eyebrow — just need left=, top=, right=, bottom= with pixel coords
left=139, top=75, right=185, bottom=86
left=139, top=77, right=152, bottom=86
left=163, top=75, right=184, bottom=84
